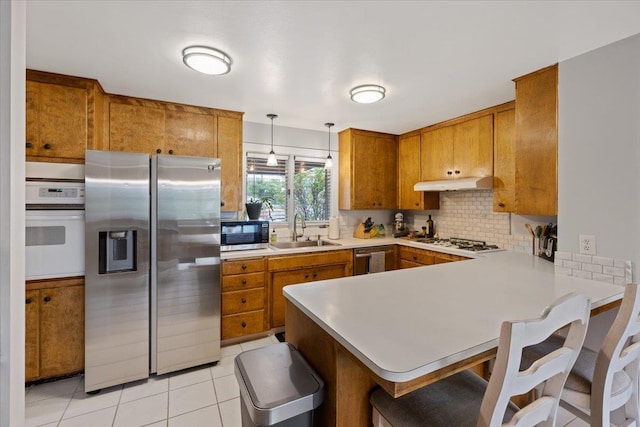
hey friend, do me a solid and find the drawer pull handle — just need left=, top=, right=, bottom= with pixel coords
left=241, top=298, right=247, bottom=304
left=26, top=298, right=32, bottom=304
left=43, top=143, right=51, bottom=150
left=447, top=170, right=453, bottom=175
left=241, top=264, right=247, bottom=270
left=454, top=170, right=460, bottom=175
left=498, top=202, right=505, bottom=207
left=413, top=256, right=417, bottom=261
left=241, top=279, right=247, bottom=285
left=312, top=273, right=317, bottom=278
left=241, top=321, right=247, bottom=328
left=26, top=142, right=33, bottom=148
left=43, top=295, right=51, bottom=303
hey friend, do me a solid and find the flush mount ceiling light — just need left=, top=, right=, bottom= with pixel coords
left=266, top=114, right=278, bottom=166
left=324, top=122, right=334, bottom=169
left=182, top=45, right=232, bottom=75
left=350, top=84, right=386, bottom=104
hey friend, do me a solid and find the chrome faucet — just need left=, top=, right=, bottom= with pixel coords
left=292, top=212, right=306, bottom=242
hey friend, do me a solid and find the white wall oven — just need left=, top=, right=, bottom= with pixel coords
left=25, top=180, right=85, bottom=280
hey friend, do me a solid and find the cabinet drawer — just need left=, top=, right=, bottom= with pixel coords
left=398, top=259, right=424, bottom=270
left=222, top=288, right=264, bottom=315
left=222, top=310, right=265, bottom=339
left=398, top=248, right=434, bottom=265
left=222, top=258, right=264, bottom=275
left=222, top=272, right=264, bottom=292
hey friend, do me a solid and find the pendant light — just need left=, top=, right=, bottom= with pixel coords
left=266, top=114, right=278, bottom=166
left=324, top=122, right=334, bottom=169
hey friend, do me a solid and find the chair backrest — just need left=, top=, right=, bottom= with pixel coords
left=591, top=283, right=640, bottom=426
left=478, top=293, right=591, bottom=427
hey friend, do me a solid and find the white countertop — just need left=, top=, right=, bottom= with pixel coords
left=283, top=250, right=624, bottom=383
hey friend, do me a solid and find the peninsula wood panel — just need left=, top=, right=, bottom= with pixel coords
left=514, top=64, right=558, bottom=216
left=493, top=108, right=516, bottom=212
left=398, top=133, right=439, bottom=210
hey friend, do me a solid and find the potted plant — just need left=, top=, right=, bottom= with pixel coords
left=245, top=196, right=273, bottom=220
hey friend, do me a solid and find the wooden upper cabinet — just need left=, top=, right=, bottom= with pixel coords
left=216, top=113, right=243, bottom=212
left=339, top=128, right=398, bottom=210
left=493, top=108, right=516, bottom=212
left=421, top=115, right=493, bottom=181
left=26, top=70, right=105, bottom=163
left=106, top=95, right=243, bottom=212
left=108, top=101, right=166, bottom=154
left=398, top=133, right=439, bottom=210
left=514, top=64, right=558, bottom=216
left=421, top=125, right=454, bottom=181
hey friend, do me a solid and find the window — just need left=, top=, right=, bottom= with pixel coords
left=246, top=153, right=331, bottom=223
left=294, top=157, right=330, bottom=221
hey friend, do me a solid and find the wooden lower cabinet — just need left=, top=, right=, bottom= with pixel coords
left=397, top=246, right=468, bottom=269
left=26, top=278, right=85, bottom=382
left=221, top=257, right=267, bottom=340
left=268, top=250, right=353, bottom=328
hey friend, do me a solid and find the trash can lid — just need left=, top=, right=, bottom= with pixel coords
left=235, top=343, right=324, bottom=411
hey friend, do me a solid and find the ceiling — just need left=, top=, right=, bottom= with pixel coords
left=26, top=1, right=640, bottom=135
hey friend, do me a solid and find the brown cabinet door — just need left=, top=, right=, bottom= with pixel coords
left=376, top=135, right=398, bottom=208
left=165, top=110, right=215, bottom=157
left=25, top=290, right=40, bottom=381
left=216, top=114, right=243, bottom=212
left=27, top=81, right=88, bottom=160
left=351, top=133, right=377, bottom=208
left=108, top=102, right=165, bottom=154
left=493, top=109, right=516, bottom=212
left=421, top=126, right=454, bottom=180
left=38, top=286, right=85, bottom=378
left=398, top=134, right=422, bottom=209
left=514, top=65, right=558, bottom=216
left=452, top=115, right=493, bottom=179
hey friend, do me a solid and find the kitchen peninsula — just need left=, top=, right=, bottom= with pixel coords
left=283, top=250, right=624, bottom=426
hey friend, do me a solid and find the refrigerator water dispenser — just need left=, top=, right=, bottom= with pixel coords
left=98, top=230, right=137, bottom=273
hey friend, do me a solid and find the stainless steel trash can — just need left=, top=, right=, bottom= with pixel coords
left=234, top=343, right=324, bottom=427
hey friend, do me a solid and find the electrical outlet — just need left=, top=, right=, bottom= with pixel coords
left=579, top=234, right=596, bottom=255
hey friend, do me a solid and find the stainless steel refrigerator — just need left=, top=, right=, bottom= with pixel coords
left=84, top=150, right=221, bottom=392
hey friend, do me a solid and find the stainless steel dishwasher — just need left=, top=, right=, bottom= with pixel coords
left=354, top=246, right=396, bottom=275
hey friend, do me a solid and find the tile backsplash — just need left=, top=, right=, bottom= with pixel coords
left=555, top=251, right=633, bottom=285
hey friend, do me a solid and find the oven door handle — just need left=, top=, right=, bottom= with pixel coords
left=25, top=213, right=85, bottom=221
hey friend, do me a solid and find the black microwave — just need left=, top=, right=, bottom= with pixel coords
left=221, top=220, right=270, bottom=252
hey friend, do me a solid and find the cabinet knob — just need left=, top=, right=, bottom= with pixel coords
left=43, top=295, right=51, bottom=303
left=454, top=170, right=460, bottom=174
left=241, top=264, right=247, bottom=270
left=168, top=149, right=174, bottom=155
left=241, top=298, right=247, bottom=304
left=447, top=170, right=453, bottom=175
left=221, top=201, right=226, bottom=207
left=415, top=202, right=419, bottom=206
left=498, top=202, right=505, bottom=207
left=241, top=321, right=247, bottom=328
left=26, top=298, right=32, bottom=304
left=413, top=255, right=417, bottom=261
left=312, top=272, right=317, bottom=278
left=241, top=279, right=247, bottom=285
left=304, top=274, right=309, bottom=279
left=156, top=148, right=162, bottom=154
left=26, top=142, right=33, bottom=149
left=43, top=143, right=51, bottom=150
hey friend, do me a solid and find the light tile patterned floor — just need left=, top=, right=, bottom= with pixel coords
left=25, top=336, right=277, bottom=427
left=25, top=333, right=585, bottom=427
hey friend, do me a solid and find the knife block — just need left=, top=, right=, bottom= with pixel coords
left=353, top=223, right=371, bottom=239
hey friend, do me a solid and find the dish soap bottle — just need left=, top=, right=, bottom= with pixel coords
left=426, top=215, right=435, bottom=238
left=270, top=228, right=278, bottom=243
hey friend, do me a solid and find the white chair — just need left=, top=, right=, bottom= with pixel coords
left=370, top=293, right=591, bottom=427
left=525, top=283, right=640, bottom=426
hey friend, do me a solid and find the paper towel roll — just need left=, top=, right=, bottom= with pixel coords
left=329, top=216, right=340, bottom=240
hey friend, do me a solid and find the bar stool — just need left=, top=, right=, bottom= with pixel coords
left=370, top=293, right=591, bottom=427
left=524, top=283, right=640, bottom=426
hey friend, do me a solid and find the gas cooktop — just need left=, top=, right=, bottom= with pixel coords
left=413, top=237, right=502, bottom=253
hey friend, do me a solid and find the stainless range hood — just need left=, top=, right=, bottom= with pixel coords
left=413, top=176, right=493, bottom=192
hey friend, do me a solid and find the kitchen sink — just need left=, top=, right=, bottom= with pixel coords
left=269, top=240, right=341, bottom=250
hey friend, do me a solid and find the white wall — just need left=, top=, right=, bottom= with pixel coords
left=558, top=32, right=640, bottom=279
left=0, top=1, right=26, bottom=426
